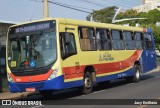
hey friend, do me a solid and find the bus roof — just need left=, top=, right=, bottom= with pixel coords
left=58, top=18, right=144, bottom=32
left=9, top=18, right=149, bottom=33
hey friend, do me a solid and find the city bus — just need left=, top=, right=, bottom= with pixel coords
left=6, top=18, right=157, bottom=96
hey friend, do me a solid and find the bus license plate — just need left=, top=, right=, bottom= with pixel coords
left=26, top=88, right=35, bottom=92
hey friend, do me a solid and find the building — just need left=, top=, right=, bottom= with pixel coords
left=143, top=0, right=152, bottom=4
left=0, top=20, right=18, bottom=46
left=0, top=20, right=17, bottom=92
left=133, top=0, right=160, bottom=13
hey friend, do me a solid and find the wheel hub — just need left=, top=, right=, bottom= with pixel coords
left=136, top=69, right=140, bottom=79
left=84, top=77, right=91, bottom=88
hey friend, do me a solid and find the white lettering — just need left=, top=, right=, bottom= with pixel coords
left=134, top=101, right=142, bottom=105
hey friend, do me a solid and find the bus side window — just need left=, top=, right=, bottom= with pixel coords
left=96, top=29, right=112, bottom=50
left=111, top=30, right=124, bottom=50
left=135, top=32, right=143, bottom=49
left=60, top=32, right=77, bottom=59
left=144, top=33, right=153, bottom=49
left=123, top=31, right=135, bottom=50
left=78, top=27, right=96, bottom=51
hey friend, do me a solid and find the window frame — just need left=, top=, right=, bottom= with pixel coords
left=123, top=31, right=135, bottom=50
left=111, top=29, right=125, bottom=50
left=78, top=26, right=97, bottom=51
left=143, top=33, right=153, bottom=50
left=96, top=28, right=112, bottom=51
left=60, top=32, right=77, bottom=60
left=134, top=32, right=144, bottom=50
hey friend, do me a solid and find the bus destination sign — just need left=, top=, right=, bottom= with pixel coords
left=15, top=22, right=50, bottom=33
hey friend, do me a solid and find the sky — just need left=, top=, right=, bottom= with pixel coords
left=0, top=0, right=141, bottom=23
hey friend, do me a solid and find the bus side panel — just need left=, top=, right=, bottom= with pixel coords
left=96, top=67, right=134, bottom=82
left=62, top=67, right=135, bottom=89
left=62, top=50, right=142, bottom=89
left=141, top=33, right=157, bottom=73
left=141, top=50, right=156, bottom=73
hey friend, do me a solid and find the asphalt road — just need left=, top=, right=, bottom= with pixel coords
left=8, top=61, right=160, bottom=108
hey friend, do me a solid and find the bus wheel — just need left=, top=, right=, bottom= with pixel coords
left=126, top=65, right=141, bottom=83
left=39, top=90, right=53, bottom=98
left=83, top=72, right=93, bottom=94
left=133, top=65, right=141, bottom=82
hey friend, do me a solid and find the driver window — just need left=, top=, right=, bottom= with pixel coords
left=60, top=32, right=77, bottom=59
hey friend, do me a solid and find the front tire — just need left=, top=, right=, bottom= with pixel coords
left=83, top=72, right=93, bottom=94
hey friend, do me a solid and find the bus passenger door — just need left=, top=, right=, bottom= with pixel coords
left=60, top=26, right=82, bottom=86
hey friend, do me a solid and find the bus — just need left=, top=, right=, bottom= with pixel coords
left=6, top=18, right=157, bottom=96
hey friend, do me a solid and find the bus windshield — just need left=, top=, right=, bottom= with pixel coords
left=8, top=21, right=56, bottom=69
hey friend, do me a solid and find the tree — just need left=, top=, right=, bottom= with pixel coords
left=86, top=6, right=117, bottom=23
left=150, top=25, right=160, bottom=47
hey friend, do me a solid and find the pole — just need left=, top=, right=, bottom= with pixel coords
left=43, top=0, right=49, bottom=18
left=91, top=14, right=93, bottom=22
left=112, top=7, right=121, bottom=23
left=90, top=10, right=94, bottom=22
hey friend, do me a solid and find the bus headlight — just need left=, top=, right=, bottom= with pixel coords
left=8, top=73, right=14, bottom=82
left=48, top=67, right=59, bottom=80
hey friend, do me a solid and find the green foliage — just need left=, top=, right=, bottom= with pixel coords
left=151, top=25, right=160, bottom=47
left=86, top=6, right=117, bottom=23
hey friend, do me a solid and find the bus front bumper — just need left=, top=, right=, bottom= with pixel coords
left=9, top=75, right=64, bottom=93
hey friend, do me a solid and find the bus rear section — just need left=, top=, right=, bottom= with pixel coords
left=141, top=28, right=157, bottom=72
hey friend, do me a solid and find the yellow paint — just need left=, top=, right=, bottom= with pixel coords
left=64, top=77, right=83, bottom=82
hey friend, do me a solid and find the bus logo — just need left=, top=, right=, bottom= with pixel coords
left=2, top=100, right=11, bottom=105
left=99, top=52, right=114, bottom=61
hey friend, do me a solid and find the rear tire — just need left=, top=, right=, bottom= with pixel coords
left=133, top=65, right=141, bottom=82
left=126, top=65, right=141, bottom=83
left=82, top=72, right=93, bottom=94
